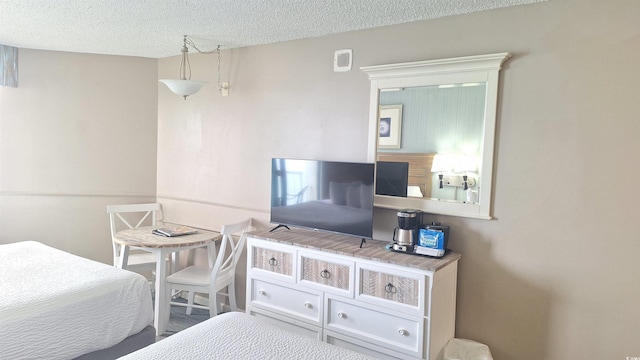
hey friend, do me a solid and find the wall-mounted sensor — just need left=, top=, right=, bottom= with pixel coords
left=334, top=49, right=352, bottom=72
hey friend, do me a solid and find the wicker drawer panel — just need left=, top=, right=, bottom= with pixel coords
left=360, top=269, right=420, bottom=307
left=252, top=246, right=293, bottom=276
left=301, top=257, right=350, bottom=290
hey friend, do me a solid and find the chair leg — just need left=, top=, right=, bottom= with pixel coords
left=186, top=291, right=195, bottom=315
left=228, top=282, right=237, bottom=312
left=147, top=269, right=156, bottom=290
left=210, top=293, right=220, bottom=318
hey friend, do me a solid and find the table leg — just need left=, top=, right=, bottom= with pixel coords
left=207, top=242, right=217, bottom=268
left=173, top=251, right=180, bottom=273
left=154, top=249, right=169, bottom=336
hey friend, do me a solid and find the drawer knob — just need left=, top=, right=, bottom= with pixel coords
left=258, top=290, right=267, bottom=296
left=320, top=269, right=331, bottom=279
left=398, top=329, right=408, bottom=337
left=268, top=257, right=278, bottom=266
left=385, top=283, right=397, bottom=294
left=304, top=302, right=313, bottom=309
left=337, top=312, right=347, bottom=319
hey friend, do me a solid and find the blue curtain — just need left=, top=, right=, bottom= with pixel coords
left=0, top=44, right=18, bottom=87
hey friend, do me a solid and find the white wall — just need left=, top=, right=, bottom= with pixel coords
left=0, top=49, right=158, bottom=262
left=157, top=2, right=640, bottom=360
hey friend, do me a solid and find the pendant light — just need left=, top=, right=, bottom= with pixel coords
left=159, top=35, right=227, bottom=100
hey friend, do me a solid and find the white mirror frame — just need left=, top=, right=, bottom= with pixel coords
left=362, top=52, right=511, bottom=219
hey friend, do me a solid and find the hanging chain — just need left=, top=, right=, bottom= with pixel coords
left=183, top=36, right=222, bottom=89
left=216, top=47, right=221, bottom=90
left=179, top=36, right=191, bottom=80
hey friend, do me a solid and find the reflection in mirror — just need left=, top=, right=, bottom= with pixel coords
left=363, top=53, right=511, bottom=219
left=377, top=83, right=487, bottom=203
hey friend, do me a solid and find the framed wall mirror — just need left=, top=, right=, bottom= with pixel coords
left=362, top=53, right=511, bottom=219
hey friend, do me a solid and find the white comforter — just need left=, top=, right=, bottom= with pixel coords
left=0, top=241, right=153, bottom=360
left=119, top=312, right=376, bottom=360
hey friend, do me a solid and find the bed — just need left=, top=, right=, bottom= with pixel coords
left=118, top=312, right=376, bottom=360
left=0, top=241, right=155, bottom=360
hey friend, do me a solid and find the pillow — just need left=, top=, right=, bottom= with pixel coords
left=330, top=182, right=349, bottom=205
left=346, top=184, right=362, bottom=208
left=360, top=184, right=374, bottom=209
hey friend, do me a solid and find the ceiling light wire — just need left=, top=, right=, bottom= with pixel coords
left=183, top=36, right=222, bottom=91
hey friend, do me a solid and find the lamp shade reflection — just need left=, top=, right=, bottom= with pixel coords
left=431, top=154, right=454, bottom=173
left=454, top=154, right=478, bottom=173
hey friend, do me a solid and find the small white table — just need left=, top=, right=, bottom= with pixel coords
left=114, top=224, right=221, bottom=336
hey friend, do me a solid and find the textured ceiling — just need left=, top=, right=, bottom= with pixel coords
left=0, top=0, right=543, bottom=58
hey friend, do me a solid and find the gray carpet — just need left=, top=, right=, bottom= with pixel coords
left=154, top=296, right=211, bottom=341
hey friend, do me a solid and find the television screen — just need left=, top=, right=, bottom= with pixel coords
left=375, top=161, right=409, bottom=197
left=271, top=158, right=375, bottom=239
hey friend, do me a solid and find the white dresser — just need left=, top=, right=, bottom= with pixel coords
left=245, top=228, right=461, bottom=360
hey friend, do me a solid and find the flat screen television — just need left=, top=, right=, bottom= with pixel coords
left=270, top=158, right=375, bottom=239
left=375, top=161, right=409, bottom=197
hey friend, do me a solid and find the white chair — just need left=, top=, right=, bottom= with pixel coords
left=166, top=218, right=252, bottom=317
left=107, top=203, right=163, bottom=276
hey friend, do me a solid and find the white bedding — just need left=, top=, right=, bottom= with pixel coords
left=119, top=312, right=376, bottom=360
left=0, top=241, right=153, bottom=360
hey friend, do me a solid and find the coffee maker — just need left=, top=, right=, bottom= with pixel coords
left=392, top=209, right=422, bottom=252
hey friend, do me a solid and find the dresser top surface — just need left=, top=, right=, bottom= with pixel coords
left=248, top=228, right=461, bottom=272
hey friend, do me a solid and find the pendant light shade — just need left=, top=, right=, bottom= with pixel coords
left=159, top=79, right=207, bottom=99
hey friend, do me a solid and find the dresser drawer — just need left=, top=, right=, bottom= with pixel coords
left=324, top=330, right=410, bottom=360
left=248, top=238, right=296, bottom=283
left=249, top=278, right=322, bottom=325
left=248, top=306, right=323, bottom=341
left=299, top=252, right=354, bottom=297
left=325, top=297, right=424, bottom=358
left=356, top=263, right=428, bottom=315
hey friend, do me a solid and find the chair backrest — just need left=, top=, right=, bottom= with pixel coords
left=107, top=203, right=162, bottom=265
left=210, top=218, right=253, bottom=288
